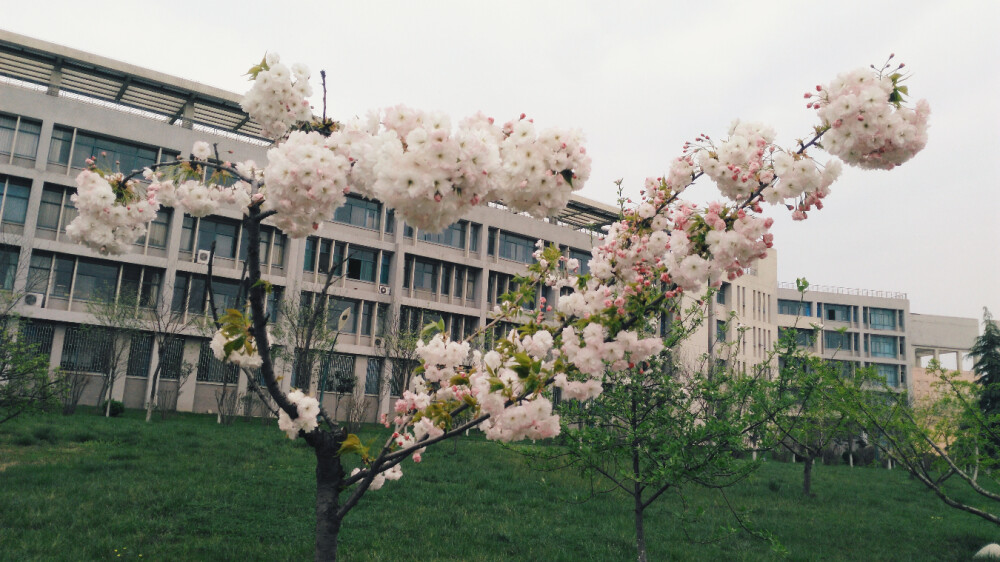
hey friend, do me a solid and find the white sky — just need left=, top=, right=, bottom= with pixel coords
left=4, top=0, right=998, bottom=324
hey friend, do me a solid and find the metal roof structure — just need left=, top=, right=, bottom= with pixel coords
left=0, top=30, right=269, bottom=143
left=0, top=29, right=621, bottom=231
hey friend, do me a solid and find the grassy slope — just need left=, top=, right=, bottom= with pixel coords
left=0, top=410, right=996, bottom=561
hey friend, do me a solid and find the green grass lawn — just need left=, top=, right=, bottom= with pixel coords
left=1, top=409, right=998, bottom=561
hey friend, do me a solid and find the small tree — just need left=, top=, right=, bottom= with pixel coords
left=87, top=293, right=145, bottom=417
left=972, top=308, right=1000, bottom=445
left=0, top=319, right=58, bottom=423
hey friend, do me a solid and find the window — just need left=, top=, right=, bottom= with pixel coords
left=345, top=246, right=377, bottom=282
left=134, top=209, right=171, bottom=249
left=127, top=333, right=154, bottom=378
left=487, top=228, right=497, bottom=256
left=384, top=209, right=395, bottom=234
left=0, top=175, right=30, bottom=228
left=0, top=245, right=18, bottom=291
left=379, top=253, right=391, bottom=285
left=779, top=327, right=813, bottom=348
left=239, top=225, right=286, bottom=268
left=824, top=303, right=850, bottom=322
left=158, top=337, right=187, bottom=380
left=196, top=340, right=239, bottom=384
left=73, top=259, right=120, bottom=302
left=37, top=184, right=77, bottom=234
left=778, top=299, right=811, bottom=317
left=420, top=221, right=466, bottom=249
left=195, top=216, right=239, bottom=259
left=120, top=264, right=162, bottom=307
left=568, top=248, right=591, bottom=275
left=333, top=194, right=380, bottom=230
left=824, top=330, right=851, bottom=351
left=329, top=297, right=359, bottom=333
left=0, top=112, right=41, bottom=166
left=27, top=251, right=163, bottom=307
left=716, top=320, right=727, bottom=342
left=294, top=351, right=356, bottom=393
left=19, top=320, right=54, bottom=358
left=469, top=223, right=480, bottom=252
left=172, top=272, right=243, bottom=316
left=870, top=335, right=897, bottom=358
left=498, top=231, right=536, bottom=263
left=869, top=308, right=897, bottom=331
left=716, top=282, right=729, bottom=305
left=365, top=357, right=383, bottom=394
left=61, top=326, right=112, bottom=373
left=875, top=363, right=899, bottom=387
left=47, top=126, right=162, bottom=174
left=390, top=359, right=416, bottom=396
left=410, top=257, right=438, bottom=291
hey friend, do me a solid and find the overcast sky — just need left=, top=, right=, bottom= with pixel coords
left=4, top=0, right=998, bottom=324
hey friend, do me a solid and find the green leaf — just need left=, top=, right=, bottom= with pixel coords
left=252, top=279, right=273, bottom=293
left=223, top=336, right=245, bottom=357
left=337, top=434, right=365, bottom=456
left=795, top=277, right=809, bottom=293
left=245, top=55, right=269, bottom=80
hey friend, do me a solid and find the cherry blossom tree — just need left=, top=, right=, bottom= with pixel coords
left=68, top=52, right=928, bottom=559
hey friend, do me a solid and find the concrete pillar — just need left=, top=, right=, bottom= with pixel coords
left=175, top=339, right=200, bottom=412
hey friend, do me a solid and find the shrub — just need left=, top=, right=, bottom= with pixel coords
left=99, top=400, right=125, bottom=417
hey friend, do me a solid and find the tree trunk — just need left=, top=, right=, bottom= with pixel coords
left=314, top=436, right=345, bottom=561
left=145, top=362, right=163, bottom=422
left=634, top=489, right=647, bottom=562
left=803, top=456, right=813, bottom=496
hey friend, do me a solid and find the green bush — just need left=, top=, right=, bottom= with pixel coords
left=98, top=400, right=125, bottom=417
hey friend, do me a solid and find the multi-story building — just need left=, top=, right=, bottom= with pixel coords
left=0, top=30, right=618, bottom=420
left=0, top=31, right=979, bottom=420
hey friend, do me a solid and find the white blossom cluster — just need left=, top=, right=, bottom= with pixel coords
left=697, top=121, right=776, bottom=201
left=263, top=131, right=351, bottom=237
left=812, top=68, right=929, bottom=170
left=65, top=170, right=159, bottom=255
left=209, top=329, right=262, bottom=369
left=277, top=389, right=321, bottom=440
left=241, top=53, right=313, bottom=139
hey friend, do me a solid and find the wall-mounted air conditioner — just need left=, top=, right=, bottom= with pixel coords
left=373, top=337, right=384, bottom=348
left=195, top=249, right=212, bottom=264
left=378, top=285, right=391, bottom=295
left=23, top=293, right=44, bottom=307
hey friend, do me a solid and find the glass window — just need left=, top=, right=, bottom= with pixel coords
left=716, top=283, right=729, bottom=305
left=379, top=252, right=391, bottom=285
left=136, top=209, right=170, bottom=248
left=171, top=272, right=190, bottom=313
left=61, top=326, right=112, bottom=373
left=365, top=357, right=383, bottom=395
left=875, top=363, right=899, bottom=387
left=19, top=320, right=54, bottom=358
left=27, top=253, right=51, bottom=294
left=441, top=264, right=452, bottom=295
left=870, top=335, right=897, bottom=358
left=824, top=304, right=850, bottom=322
left=0, top=114, right=16, bottom=157
left=73, top=258, right=119, bottom=302
left=465, top=269, right=478, bottom=300
left=0, top=246, right=18, bottom=291
left=360, top=301, right=374, bottom=336
left=197, top=217, right=239, bottom=259
left=180, top=216, right=196, bottom=252
left=780, top=327, right=813, bottom=348
left=498, top=231, right=536, bottom=263
left=824, top=330, right=851, bottom=351
left=127, top=333, right=154, bottom=378
left=13, top=119, right=40, bottom=161
left=210, top=277, right=243, bottom=316
left=196, top=340, right=239, bottom=384
left=158, top=337, right=186, bottom=380
left=469, top=224, right=480, bottom=252
left=569, top=248, right=591, bottom=275
left=420, top=221, right=466, bottom=249
left=384, top=209, right=395, bottom=234
left=47, top=126, right=74, bottom=167
left=412, top=258, right=437, bottom=291
left=345, top=247, right=377, bottom=282
left=870, top=308, right=897, bottom=331
left=70, top=130, right=158, bottom=173
left=0, top=175, right=30, bottom=226
left=329, top=297, right=358, bottom=334
left=333, top=195, right=380, bottom=230
left=37, top=185, right=70, bottom=231
left=778, top=299, right=811, bottom=317
left=304, top=237, right=317, bottom=272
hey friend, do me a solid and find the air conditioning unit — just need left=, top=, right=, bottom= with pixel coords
left=23, top=293, right=44, bottom=307
left=378, top=285, right=391, bottom=295
left=195, top=249, right=212, bottom=264
left=373, top=337, right=384, bottom=348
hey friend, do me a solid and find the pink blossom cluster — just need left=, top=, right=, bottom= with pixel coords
left=65, top=170, right=160, bottom=255
left=277, top=389, right=321, bottom=440
left=359, top=107, right=502, bottom=233
left=811, top=68, right=929, bottom=170
left=262, top=131, right=351, bottom=237
left=241, top=53, right=313, bottom=139
left=560, top=324, right=663, bottom=377
left=697, top=121, right=776, bottom=201
left=495, top=117, right=591, bottom=218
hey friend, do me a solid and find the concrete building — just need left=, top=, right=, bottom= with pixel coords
left=0, top=31, right=978, bottom=419
left=0, top=30, right=618, bottom=420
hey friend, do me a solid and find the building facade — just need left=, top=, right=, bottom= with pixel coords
left=0, top=31, right=978, bottom=420
left=0, top=31, right=618, bottom=420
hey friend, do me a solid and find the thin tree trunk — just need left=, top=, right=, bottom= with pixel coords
left=145, top=362, right=163, bottom=422
left=315, top=435, right=345, bottom=561
left=803, top=456, right=813, bottom=496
